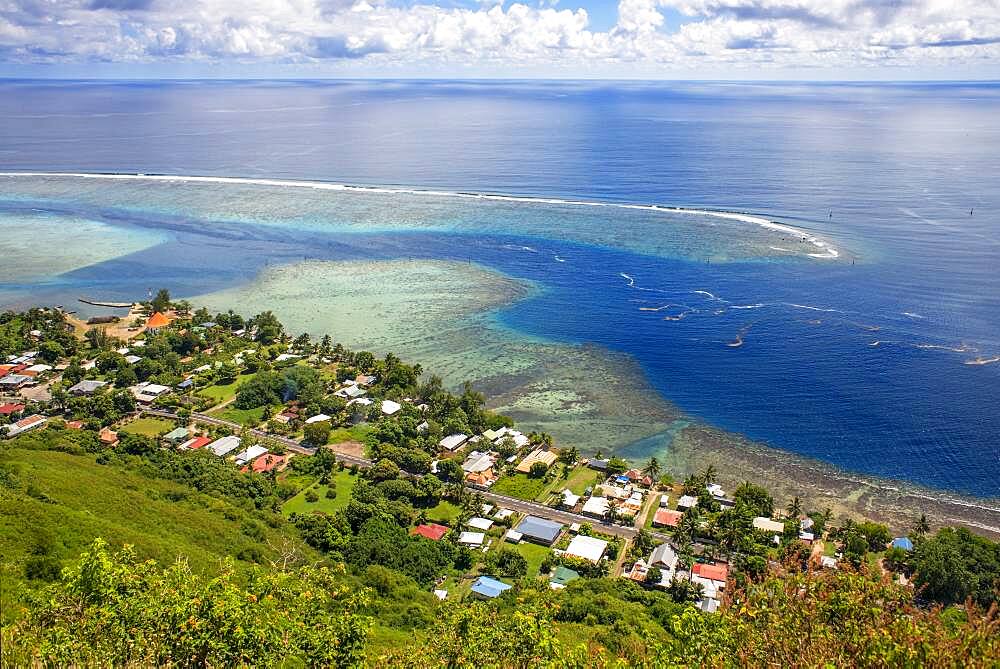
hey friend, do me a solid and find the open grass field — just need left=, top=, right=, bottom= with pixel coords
left=0, top=446, right=318, bottom=623
left=328, top=424, right=373, bottom=445
left=491, top=473, right=548, bottom=501
left=281, top=469, right=359, bottom=516
left=119, top=416, right=175, bottom=437
left=210, top=404, right=269, bottom=426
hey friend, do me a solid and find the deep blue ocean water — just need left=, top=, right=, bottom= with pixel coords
left=1, top=80, right=998, bottom=497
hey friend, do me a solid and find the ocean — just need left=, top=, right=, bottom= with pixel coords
left=1, top=79, right=998, bottom=500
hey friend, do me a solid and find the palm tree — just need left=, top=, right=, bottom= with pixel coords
left=603, top=500, right=620, bottom=525
left=786, top=496, right=803, bottom=519
left=912, top=513, right=930, bottom=537
left=594, top=449, right=604, bottom=460
left=679, top=508, right=701, bottom=543
left=643, top=457, right=661, bottom=480
left=702, top=464, right=717, bottom=485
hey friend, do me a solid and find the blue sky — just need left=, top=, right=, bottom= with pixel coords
left=1, top=0, right=998, bottom=79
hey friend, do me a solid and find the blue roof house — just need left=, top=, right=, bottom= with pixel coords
left=891, top=537, right=914, bottom=551
left=470, top=576, right=512, bottom=600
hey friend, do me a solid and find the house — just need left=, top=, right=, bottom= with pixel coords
left=124, top=355, right=142, bottom=365
left=504, top=530, right=523, bottom=543
left=462, top=450, right=495, bottom=474
left=799, top=531, right=815, bottom=543
left=4, top=414, right=46, bottom=436
left=560, top=489, right=581, bottom=509
left=130, top=382, right=171, bottom=404
left=620, top=490, right=644, bottom=515
left=68, top=379, right=108, bottom=396
left=334, top=384, right=366, bottom=400
left=465, top=468, right=497, bottom=487
left=65, top=420, right=84, bottom=429
left=99, top=427, right=119, bottom=446
left=177, top=378, right=194, bottom=390
left=304, top=413, right=331, bottom=424
left=234, top=445, right=268, bottom=465
left=470, top=576, right=511, bottom=599
left=24, top=364, right=52, bottom=375
left=515, top=448, right=558, bottom=474
left=247, top=453, right=290, bottom=473
left=691, top=562, right=728, bottom=612
left=659, top=494, right=669, bottom=507
left=380, top=399, right=401, bottom=416
left=274, top=353, right=300, bottom=363
left=145, top=311, right=171, bottom=333
left=600, top=483, right=631, bottom=500
left=0, top=374, right=32, bottom=390
left=353, top=374, right=376, bottom=386
left=162, top=426, right=190, bottom=445
left=820, top=556, right=839, bottom=570
left=582, top=496, right=610, bottom=518
left=550, top=565, right=580, bottom=589
left=514, top=516, right=563, bottom=546
left=753, top=517, right=785, bottom=535
left=411, top=523, right=450, bottom=541
left=706, top=483, right=726, bottom=498
left=493, top=508, right=514, bottom=520
left=458, top=531, right=485, bottom=547
left=564, top=535, right=608, bottom=563
left=0, top=403, right=25, bottom=416
left=467, top=517, right=494, bottom=531
left=180, top=436, right=212, bottom=450
left=891, top=537, right=914, bottom=551
left=207, top=435, right=241, bottom=457
left=649, top=543, right=679, bottom=576
left=416, top=420, right=429, bottom=433
left=677, top=495, right=699, bottom=510
left=653, top=509, right=683, bottom=528
left=439, top=433, right=468, bottom=452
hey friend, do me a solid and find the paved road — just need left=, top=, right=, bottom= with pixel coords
left=145, top=408, right=672, bottom=543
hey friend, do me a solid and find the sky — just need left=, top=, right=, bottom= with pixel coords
left=0, top=0, right=998, bottom=79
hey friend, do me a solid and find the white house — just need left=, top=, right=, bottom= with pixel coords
left=565, top=535, right=608, bottom=563
left=305, top=413, right=331, bottom=424
left=582, top=496, right=610, bottom=518
left=207, top=435, right=241, bottom=457
left=439, top=433, right=468, bottom=451
left=466, top=517, right=494, bottom=531
left=560, top=489, right=581, bottom=509
left=677, top=495, right=699, bottom=510
left=380, top=399, right=402, bottom=416
left=458, top=531, right=485, bottom=547
left=234, top=445, right=268, bottom=465
left=753, top=517, right=785, bottom=534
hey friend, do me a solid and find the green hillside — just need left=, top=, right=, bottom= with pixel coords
left=0, top=438, right=320, bottom=622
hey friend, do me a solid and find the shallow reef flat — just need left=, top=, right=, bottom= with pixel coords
left=194, top=258, right=680, bottom=453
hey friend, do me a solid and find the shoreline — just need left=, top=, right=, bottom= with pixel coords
left=0, top=171, right=841, bottom=262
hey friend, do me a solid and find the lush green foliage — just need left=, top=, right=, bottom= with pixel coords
left=911, top=527, right=1000, bottom=608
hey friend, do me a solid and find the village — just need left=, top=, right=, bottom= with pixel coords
left=0, top=300, right=933, bottom=609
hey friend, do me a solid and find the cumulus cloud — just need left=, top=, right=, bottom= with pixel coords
left=0, top=0, right=997, bottom=71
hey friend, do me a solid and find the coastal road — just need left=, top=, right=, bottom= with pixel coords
left=144, top=408, right=671, bottom=542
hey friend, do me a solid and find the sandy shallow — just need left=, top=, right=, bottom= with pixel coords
left=194, top=258, right=1000, bottom=537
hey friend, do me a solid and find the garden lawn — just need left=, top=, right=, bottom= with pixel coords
left=491, top=474, right=547, bottom=501
left=512, top=541, right=550, bottom=578
left=282, top=469, right=359, bottom=516
left=328, top=424, right=373, bottom=444
left=425, top=500, right=462, bottom=525
left=196, top=374, right=253, bottom=406
left=210, top=404, right=269, bottom=426
left=120, top=417, right=174, bottom=438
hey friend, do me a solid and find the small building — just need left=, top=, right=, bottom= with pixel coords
left=24, top=364, right=52, bottom=375
left=753, top=517, right=785, bottom=535
left=820, top=556, right=838, bottom=570
left=439, top=433, right=468, bottom=452
left=587, top=457, right=610, bottom=471
left=124, top=355, right=142, bottom=365
left=560, top=489, right=581, bottom=509
left=582, top=496, right=610, bottom=518
left=412, top=523, right=450, bottom=541
left=180, top=436, right=212, bottom=450
left=145, top=311, right=171, bottom=334
left=649, top=543, right=679, bottom=574
left=68, top=379, right=108, bottom=396
left=4, top=414, right=46, bottom=436
left=130, top=382, right=171, bottom=404
left=891, top=537, right=914, bottom=551
left=564, top=535, right=608, bottom=563
left=549, top=566, right=580, bottom=589
left=677, top=495, right=699, bottom=510
left=470, top=576, right=511, bottom=599
left=514, top=516, right=564, bottom=546
left=162, top=426, right=190, bottom=445
left=0, top=374, right=32, bottom=390
left=234, top=445, right=268, bottom=465
left=659, top=494, right=669, bottom=507
left=515, top=447, right=558, bottom=474
left=380, top=400, right=401, bottom=416
left=653, top=509, right=683, bottom=528
left=504, top=530, right=523, bottom=544
left=177, top=378, right=194, bottom=390
left=304, top=413, right=331, bottom=424
left=207, top=435, right=241, bottom=457
left=467, top=517, right=494, bottom=531
left=458, top=531, right=485, bottom=547
left=247, top=453, right=290, bottom=473
left=99, top=427, right=119, bottom=446
left=465, top=468, right=497, bottom=487
left=0, top=403, right=25, bottom=416
left=462, top=450, right=495, bottom=474
left=334, top=384, right=366, bottom=400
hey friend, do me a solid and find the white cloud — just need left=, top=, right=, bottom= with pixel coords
left=0, top=0, right=997, bottom=72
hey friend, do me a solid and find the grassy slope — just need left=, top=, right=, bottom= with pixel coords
left=282, top=469, right=359, bottom=516
left=0, top=447, right=319, bottom=622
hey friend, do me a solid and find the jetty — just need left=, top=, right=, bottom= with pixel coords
left=78, top=297, right=134, bottom=309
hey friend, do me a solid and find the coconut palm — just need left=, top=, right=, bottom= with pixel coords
left=786, top=496, right=803, bottom=519
left=702, top=464, right=717, bottom=485
left=912, top=513, right=930, bottom=537
left=643, top=457, right=661, bottom=480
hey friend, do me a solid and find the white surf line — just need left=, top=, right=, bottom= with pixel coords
left=0, top=171, right=841, bottom=261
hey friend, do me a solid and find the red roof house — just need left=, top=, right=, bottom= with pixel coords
left=653, top=509, right=683, bottom=528
left=145, top=312, right=171, bottom=332
left=181, top=436, right=212, bottom=450
left=0, top=403, right=25, bottom=415
left=693, top=562, right=729, bottom=583
left=249, top=453, right=290, bottom=473
left=411, top=523, right=450, bottom=541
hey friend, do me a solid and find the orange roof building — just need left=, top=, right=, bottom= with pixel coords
left=411, top=523, right=450, bottom=541
left=692, top=562, right=729, bottom=583
left=145, top=312, right=171, bottom=331
left=653, top=509, right=683, bottom=528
